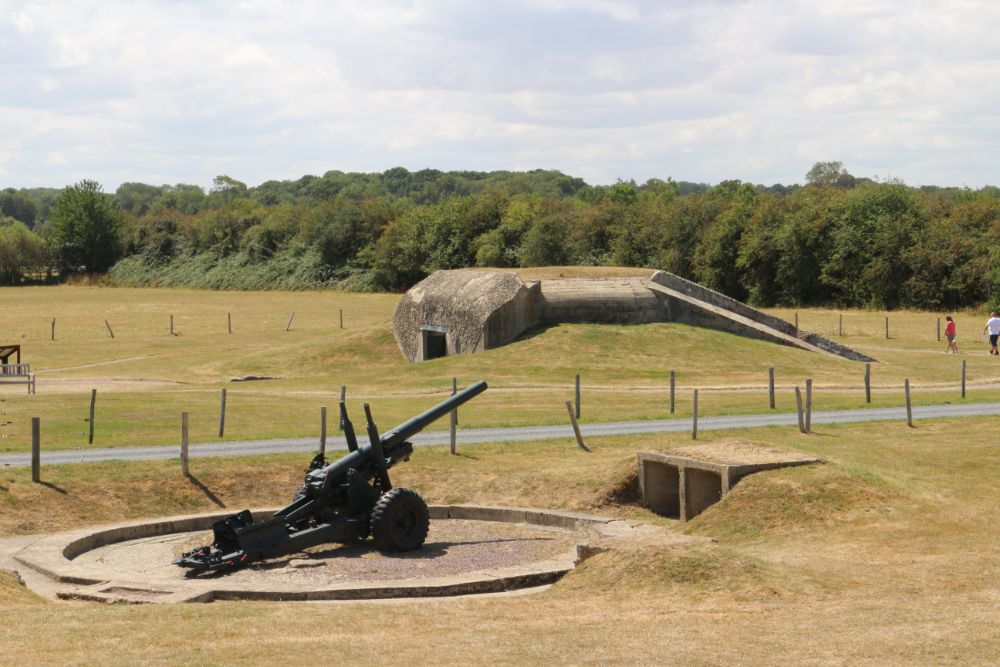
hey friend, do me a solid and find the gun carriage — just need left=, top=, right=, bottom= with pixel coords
left=176, top=380, right=488, bottom=574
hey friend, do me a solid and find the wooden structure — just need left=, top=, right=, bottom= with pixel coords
left=0, top=345, right=36, bottom=394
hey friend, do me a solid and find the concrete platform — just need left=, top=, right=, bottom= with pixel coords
left=638, top=442, right=821, bottom=521
left=5, top=505, right=700, bottom=603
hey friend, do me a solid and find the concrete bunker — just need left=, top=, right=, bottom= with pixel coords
left=393, top=268, right=874, bottom=363
left=637, top=443, right=821, bottom=521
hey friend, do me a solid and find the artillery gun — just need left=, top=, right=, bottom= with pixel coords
left=176, top=380, right=488, bottom=574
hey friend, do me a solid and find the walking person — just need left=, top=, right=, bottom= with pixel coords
left=983, top=311, right=1000, bottom=356
left=945, top=315, right=959, bottom=353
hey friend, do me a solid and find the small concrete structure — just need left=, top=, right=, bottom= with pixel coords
left=638, top=443, right=821, bottom=521
left=393, top=269, right=873, bottom=363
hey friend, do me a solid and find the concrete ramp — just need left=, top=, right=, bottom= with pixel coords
left=644, top=272, right=874, bottom=362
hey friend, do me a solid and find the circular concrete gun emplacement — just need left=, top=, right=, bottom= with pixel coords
left=8, top=505, right=701, bottom=604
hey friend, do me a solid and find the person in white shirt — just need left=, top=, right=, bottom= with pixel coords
left=983, top=311, right=1000, bottom=356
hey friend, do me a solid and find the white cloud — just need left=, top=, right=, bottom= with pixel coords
left=1, top=0, right=1000, bottom=188
left=9, top=9, right=33, bottom=33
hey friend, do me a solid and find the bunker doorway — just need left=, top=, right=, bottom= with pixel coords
left=420, top=325, right=451, bottom=361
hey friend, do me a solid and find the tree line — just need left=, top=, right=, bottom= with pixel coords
left=2, top=163, right=999, bottom=310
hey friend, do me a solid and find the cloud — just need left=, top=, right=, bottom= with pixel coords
left=1, top=0, right=1000, bottom=188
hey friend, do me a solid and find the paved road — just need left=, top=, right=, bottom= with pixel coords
left=2, top=401, right=999, bottom=468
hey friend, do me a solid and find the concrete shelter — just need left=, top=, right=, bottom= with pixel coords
left=392, top=268, right=873, bottom=363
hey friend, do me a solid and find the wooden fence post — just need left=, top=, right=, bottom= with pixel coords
left=31, top=417, right=40, bottom=483
left=839, top=313, right=843, bottom=337
left=795, top=387, right=806, bottom=434
left=170, top=314, right=174, bottom=336
left=339, top=385, right=346, bottom=430
left=450, top=378, right=458, bottom=455
left=320, top=406, right=327, bottom=456
left=904, top=379, right=913, bottom=428
left=285, top=313, right=295, bottom=332
left=104, top=320, right=114, bottom=338
left=885, top=316, right=889, bottom=339
left=339, top=309, right=343, bottom=329
left=768, top=367, right=775, bottom=409
left=692, top=389, right=699, bottom=440
left=865, top=364, right=871, bottom=404
left=937, top=318, right=941, bottom=342
left=565, top=400, right=589, bottom=451
left=669, top=370, right=675, bottom=415
left=794, top=312, right=799, bottom=333
left=181, top=412, right=189, bottom=476
left=805, top=379, right=813, bottom=433
left=574, top=373, right=581, bottom=419
left=88, top=389, right=96, bottom=445
left=228, top=312, right=232, bottom=334
left=961, top=360, right=967, bottom=399
left=218, top=388, right=227, bottom=438
left=51, top=318, right=55, bottom=341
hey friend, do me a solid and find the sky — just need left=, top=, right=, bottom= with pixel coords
left=2, top=0, right=1000, bottom=191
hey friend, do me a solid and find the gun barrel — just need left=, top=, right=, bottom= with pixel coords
left=381, top=380, right=487, bottom=448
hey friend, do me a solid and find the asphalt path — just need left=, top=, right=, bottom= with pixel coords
left=2, top=401, right=999, bottom=468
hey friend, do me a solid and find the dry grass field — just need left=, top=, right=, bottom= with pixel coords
left=2, top=286, right=999, bottom=451
left=1, top=418, right=998, bottom=664
left=1, top=286, right=998, bottom=664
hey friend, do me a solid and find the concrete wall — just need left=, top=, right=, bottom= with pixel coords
left=539, top=278, right=665, bottom=325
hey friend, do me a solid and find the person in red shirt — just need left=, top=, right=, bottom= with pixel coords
left=945, top=315, right=958, bottom=353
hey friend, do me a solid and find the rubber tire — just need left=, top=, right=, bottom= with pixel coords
left=369, top=487, right=429, bottom=552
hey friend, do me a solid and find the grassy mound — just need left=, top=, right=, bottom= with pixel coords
left=686, top=463, right=899, bottom=540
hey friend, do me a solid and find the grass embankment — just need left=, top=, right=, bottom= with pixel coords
left=1, top=415, right=999, bottom=663
left=2, top=286, right=999, bottom=452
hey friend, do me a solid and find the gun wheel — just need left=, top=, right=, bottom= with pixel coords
left=370, top=487, right=429, bottom=551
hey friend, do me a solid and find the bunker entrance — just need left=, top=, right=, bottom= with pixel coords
left=641, top=460, right=680, bottom=518
left=421, top=326, right=449, bottom=360
left=685, top=467, right=722, bottom=519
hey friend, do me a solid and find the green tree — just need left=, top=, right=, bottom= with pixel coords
left=49, top=179, right=122, bottom=273
left=0, top=220, right=49, bottom=283
left=805, top=161, right=856, bottom=188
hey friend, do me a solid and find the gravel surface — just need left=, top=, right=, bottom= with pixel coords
left=73, top=519, right=576, bottom=586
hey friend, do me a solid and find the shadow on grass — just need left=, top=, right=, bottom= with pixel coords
left=38, top=480, right=68, bottom=494
left=185, top=473, right=226, bottom=508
